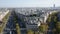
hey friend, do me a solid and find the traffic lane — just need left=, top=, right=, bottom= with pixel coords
left=3, top=12, right=17, bottom=34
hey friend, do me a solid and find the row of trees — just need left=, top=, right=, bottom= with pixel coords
left=27, top=29, right=39, bottom=34
left=46, top=12, right=60, bottom=34
left=13, top=11, right=21, bottom=34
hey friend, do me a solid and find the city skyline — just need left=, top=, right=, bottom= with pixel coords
left=0, top=0, right=60, bottom=7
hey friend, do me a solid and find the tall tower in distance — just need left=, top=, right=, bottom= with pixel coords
left=53, top=4, right=55, bottom=8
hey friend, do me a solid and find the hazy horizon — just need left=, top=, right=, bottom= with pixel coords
left=0, top=0, right=60, bottom=7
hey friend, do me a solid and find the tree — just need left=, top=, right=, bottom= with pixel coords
left=27, top=30, right=34, bottom=34
left=47, top=17, right=51, bottom=22
left=54, top=16, right=57, bottom=22
left=16, top=23, right=21, bottom=34
left=46, top=12, right=60, bottom=34
left=56, top=22, right=60, bottom=33
left=39, top=24, right=48, bottom=33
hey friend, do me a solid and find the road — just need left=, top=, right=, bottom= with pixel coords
left=3, top=11, right=17, bottom=34
left=16, top=13, right=27, bottom=34
left=3, top=11, right=27, bottom=34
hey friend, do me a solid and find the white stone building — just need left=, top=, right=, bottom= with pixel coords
left=0, top=10, right=9, bottom=21
left=25, top=17, right=41, bottom=30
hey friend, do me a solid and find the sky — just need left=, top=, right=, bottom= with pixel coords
left=0, top=0, right=60, bottom=7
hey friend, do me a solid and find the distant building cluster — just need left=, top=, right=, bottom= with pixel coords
left=0, top=8, right=58, bottom=30
left=14, top=8, right=58, bottom=30
left=0, top=8, right=59, bottom=34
